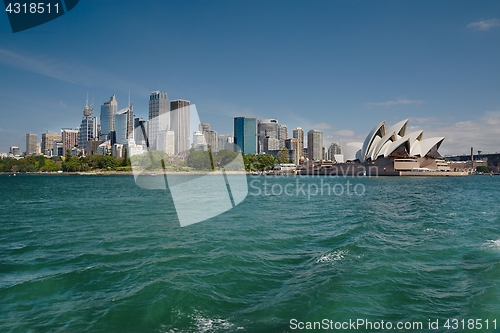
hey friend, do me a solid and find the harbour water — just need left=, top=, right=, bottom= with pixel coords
left=1, top=174, right=500, bottom=332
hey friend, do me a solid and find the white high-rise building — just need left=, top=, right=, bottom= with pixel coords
left=157, top=130, right=175, bottom=155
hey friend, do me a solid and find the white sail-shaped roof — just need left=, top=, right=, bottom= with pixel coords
left=356, top=119, right=445, bottom=162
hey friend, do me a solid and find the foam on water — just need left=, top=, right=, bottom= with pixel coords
left=316, top=250, right=347, bottom=263
left=483, top=239, right=500, bottom=249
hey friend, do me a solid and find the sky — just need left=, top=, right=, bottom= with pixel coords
left=0, top=0, right=499, bottom=156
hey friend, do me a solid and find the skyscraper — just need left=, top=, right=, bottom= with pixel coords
left=115, top=103, right=133, bottom=145
left=285, top=138, right=300, bottom=165
left=78, top=99, right=98, bottom=149
left=100, top=94, right=117, bottom=141
left=307, top=129, right=323, bottom=161
left=26, top=133, right=37, bottom=155
left=62, top=128, right=79, bottom=154
left=278, top=124, right=288, bottom=149
left=258, top=119, right=278, bottom=154
left=328, top=142, right=342, bottom=161
left=42, top=132, right=62, bottom=155
left=234, top=116, right=257, bottom=155
left=170, top=99, right=190, bottom=155
left=293, top=127, right=304, bottom=159
left=148, top=91, right=168, bottom=150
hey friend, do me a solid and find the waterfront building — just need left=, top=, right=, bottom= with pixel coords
left=148, top=91, right=169, bottom=150
left=258, top=119, right=278, bottom=154
left=100, top=94, right=117, bottom=141
left=78, top=100, right=98, bottom=150
left=170, top=99, right=191, bottom=155
left=41, top=132, right=62, bottom=156
left=234, top=116, right=257, bottom=155
left=25, top=133, right=37, bottom=155
left=307, top=129, right=323, bottom=161
left=61, top=128, right=79, bottom=154
left=293, top=127, right=305, bottom=159
left=342, top=119, right=451, bottom=172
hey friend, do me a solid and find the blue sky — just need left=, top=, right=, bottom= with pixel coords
left=1, top=0, right=499, bottom=155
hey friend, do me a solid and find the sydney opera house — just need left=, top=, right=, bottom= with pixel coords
left=343, top=119, right=450, bottom=172
left=302, top=119, right=466, bottom=175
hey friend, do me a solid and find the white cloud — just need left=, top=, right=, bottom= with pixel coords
left=366, top=99, right=424, bottom=107
left=467, top=19, right=500, bottom=31
left=421, top=111, right=500, bottom=155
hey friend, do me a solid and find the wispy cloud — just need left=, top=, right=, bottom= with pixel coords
left=0, top=48, right=150, bottom=96
left=467, top=19, right=500, bottom=31
left=366, top=99, right=424, bottom=107
left=311, top=122, right=333, bottom=130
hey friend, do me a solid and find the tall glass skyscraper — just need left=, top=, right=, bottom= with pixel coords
left=78, top=100, right=97, bottom=149
left=148, top=91, right=169, bottom=150
left=100, top=95, right=117, bottom=141
left=234, top=116, right=257, bottom=155
left=115, top=103, right=133, bottom=145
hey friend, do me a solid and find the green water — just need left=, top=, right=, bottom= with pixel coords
left=1, top=174, right=500, bottom=332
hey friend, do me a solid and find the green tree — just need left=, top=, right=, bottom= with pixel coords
left=216, top=150, right=239, bottom=167
left=257, top=154, right=277, bottom=171
left=186, top=149, right=212, bottom=170
left=476, top=165, right=489, bottom=173
left=278, top=147, right=290, bottom=164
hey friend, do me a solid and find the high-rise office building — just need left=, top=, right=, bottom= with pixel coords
left=78, top=100, right=98, bottom=149
left=148, top=91, right=169, bottom=150
left=42, top=132, right=62, bottom=155
left=157, top=130, right=175, bottom=155
left=62, top=128, right=79, bottom=154
left=285, top=138, right=300, bottom=165
left=218, top=134, right=234, bottom=152
left=307, top=129, right=323, bottom=161
left=293, top=127, right=304, bottom=159
left=328, top=142, right=342, bottom=161
left=200, top=123, right=217, bottom=152
left=100, top=94, right=117, bottom=141
left=25, top=133, right=37, bottom=155
left=278, top=124, right=288, bottom=149
left=234, top=116, right=257, bottom=155
left=170, top=99, right=191, bottom=155
left=258, top=119, right=278, bottom=154
left=115, top=103, right=133, bottom=145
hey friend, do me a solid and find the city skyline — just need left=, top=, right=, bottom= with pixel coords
left=1, top=1, right=499, bottom=155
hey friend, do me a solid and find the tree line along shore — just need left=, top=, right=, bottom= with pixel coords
left=0, top=148, right=291, bottom=174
